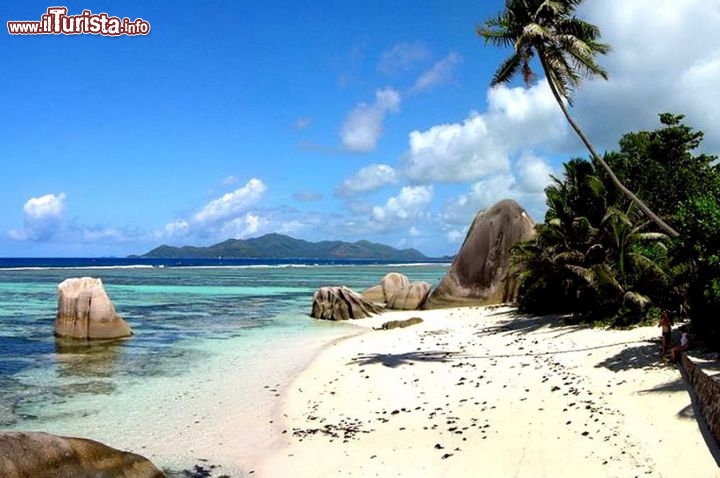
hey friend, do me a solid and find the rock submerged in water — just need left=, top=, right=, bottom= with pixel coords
left=311, top=286, right=385, bottom=321
left=55, top=277, right=132, bottom=340
left=0, top=431, right=165, bottom=478
left=424, top=199, right=535, bottom=309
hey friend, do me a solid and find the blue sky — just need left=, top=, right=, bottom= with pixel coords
left=2, top=1, right=719, bottom=257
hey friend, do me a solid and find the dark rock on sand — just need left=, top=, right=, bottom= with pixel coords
left=0, top=431, right=164, bottom=478
left=379, top=317, right=424, bottom=330
left=311, top=286, right=385, bottom=321
left=55, top=277, right=132, bottom=340
left=424, top=199, right=535, bottom=309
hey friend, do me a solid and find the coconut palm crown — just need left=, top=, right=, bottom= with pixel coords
left=478, top=0, right=680, bottom=238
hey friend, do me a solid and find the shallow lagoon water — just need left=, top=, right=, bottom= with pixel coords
left=0, top=262, right=448, bottom=475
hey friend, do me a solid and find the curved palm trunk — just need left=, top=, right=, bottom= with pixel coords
left=538, top=57, right=680, bottom=238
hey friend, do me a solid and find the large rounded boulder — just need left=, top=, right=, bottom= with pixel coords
left=361, top=272, right=410, bottom=304
left=0, top=431, right=164, bottom=478
left=311, top=286, right=385, bottom=321
left=424, top=199, right=535, bottom=309
left=55, top=277, right=132, bottom=340
left=386, top=281, right=432, bottom=310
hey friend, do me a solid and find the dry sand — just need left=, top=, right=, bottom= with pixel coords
left=254, top=306, right=719, bottom=478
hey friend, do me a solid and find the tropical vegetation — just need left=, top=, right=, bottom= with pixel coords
left=512, top=114, right=720, bottom=347
left=477, top=0, right=678, bottom=237
left=478, top=1, right=720, bottom=346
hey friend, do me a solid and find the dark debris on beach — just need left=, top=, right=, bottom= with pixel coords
left=292, top=416, right=372, bottom=442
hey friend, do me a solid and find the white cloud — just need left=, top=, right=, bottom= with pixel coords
left=402, top=82, right=564, bottom=183
left=193, top=178, right=266, bottom=226
left=571, top=0, right=720, bottom=152
left=378, top=42, right=431, bottom=75
left=409, top=226, right=421, bottom=237
left=516, top=153, right=555, bottom=194
left=9, top=193, right=67, bottom=241
left=440, top=154, right=552, bottom=226
left=165, top=220, right=190, bottom=237
left=403, top=113, right=504, bottom=182
left=163, top=178, right=268, bottom=241
left=336, top=163, right=398, bottom=197
left=371, top=185, right=433, bottom=229
left=446, top=229, right=466, bottom=244
left=340, top=87, right=401, bottom=152
left=218, top=212, right=266, bottom=238
left=410, top=51, right=462, bottom=93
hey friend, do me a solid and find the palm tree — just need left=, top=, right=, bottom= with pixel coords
left=478, top=0, right=679, bottom=238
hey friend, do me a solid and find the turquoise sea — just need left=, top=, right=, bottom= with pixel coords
left=0, top=259, right=448, bottom=476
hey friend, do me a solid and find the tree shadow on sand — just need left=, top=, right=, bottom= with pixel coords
left=349, top=350, right=459, bottom=368
left=475, top=312, right=582, bottom=337
left=595, top=341, right=666, bottom=371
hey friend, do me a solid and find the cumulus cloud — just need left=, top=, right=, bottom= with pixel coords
left=336, top=164, right=398, bottom=197
left=516, top=153, right=555, bottom=195
left=402, top=82, right=564, bottom=183
left=218, top=212, right=266, bottom=238
left=340, top=87, right=401, bottom=152
left=378, top=42, right=431, bottom=75
left=572, top=0, right=720, bottom=152
left=440, top=154, right=553, bottom=226
left=446, top=229, right=466, bottom=244
left=9, top=193, right=67, bottom=241
left=164, top=178, right=267, bottom=240
left=371, top=185, right=433, bottom=230
left=410, top=51, right=462, bottom=93
left=192, top=178, right=266, bottom=226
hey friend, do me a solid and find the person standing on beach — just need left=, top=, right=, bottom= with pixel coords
left=659, top=310, right=673, bottom=357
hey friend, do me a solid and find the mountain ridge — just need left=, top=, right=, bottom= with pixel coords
left=137, top=233, right=429, bottom=260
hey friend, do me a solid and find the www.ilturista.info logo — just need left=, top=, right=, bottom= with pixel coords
left=7, top=7, right=150, bottom=36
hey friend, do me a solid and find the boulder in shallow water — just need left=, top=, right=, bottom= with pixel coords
left=311, top=286, right=385, bottom=321
left=424, top=199, right=535, bottom=309
left=0, top=431, right=165, bottom=478
left=55, top=277, right=132, bottom=340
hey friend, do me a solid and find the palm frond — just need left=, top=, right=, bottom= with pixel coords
left=553, top=250, right=585, bottom=265
left=634, top=232, right=670, bottom=242
left=535, top=0, right=569, bottom=18
left=623, top=291, right=650, bottom=308
left=591, top=263, right=624, bottom=293
left=565, top=264, right=593, bottom=283
left=491, top=53, right=523, bottom=86
left=476, top=14, right=516, bottom=48
left=541, top=45, right=581, bottom=103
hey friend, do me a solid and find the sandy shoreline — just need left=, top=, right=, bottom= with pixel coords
left=252, top=306, right=718, bottom=477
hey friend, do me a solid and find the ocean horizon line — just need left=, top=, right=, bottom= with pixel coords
left=0, top=257, right=452, bottom=271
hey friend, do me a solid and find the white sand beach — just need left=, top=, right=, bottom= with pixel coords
left=254, top=306, right=719, bottom=477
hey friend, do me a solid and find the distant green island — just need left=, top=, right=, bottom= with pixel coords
left=136, top=233, right=431, bottom=261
